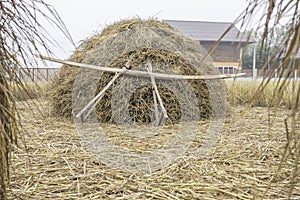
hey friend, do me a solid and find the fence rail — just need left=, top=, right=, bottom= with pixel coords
left=240, top=69, right=299, bottom=78
left=16, top=68, right=59, bottom=82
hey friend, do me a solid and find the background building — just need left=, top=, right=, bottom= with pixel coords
left=164, top=20, right=254, bottom=74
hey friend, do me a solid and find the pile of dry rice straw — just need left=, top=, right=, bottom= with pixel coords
left=50, top=19, right=225, bottom=124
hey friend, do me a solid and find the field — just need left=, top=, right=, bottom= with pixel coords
left=6, top=81, right=300, bottom=199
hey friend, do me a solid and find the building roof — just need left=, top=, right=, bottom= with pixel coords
left=163, top=20, right=253, bottom=43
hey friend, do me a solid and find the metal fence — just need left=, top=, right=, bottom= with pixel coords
left=241, top=69, right=299, bottom=78
left=17, top=67, right=59, bottom=82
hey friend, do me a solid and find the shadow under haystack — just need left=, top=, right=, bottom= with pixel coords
left=50, top=19, right=224, bottom=124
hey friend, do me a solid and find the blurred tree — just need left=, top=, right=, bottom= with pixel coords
left=242, top=25, right=290, bottom=70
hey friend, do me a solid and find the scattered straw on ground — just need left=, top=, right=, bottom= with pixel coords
left=7, top=99, right=300, bottom=199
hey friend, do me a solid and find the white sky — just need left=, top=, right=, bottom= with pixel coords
left=43, top=0, right=251, bottom=65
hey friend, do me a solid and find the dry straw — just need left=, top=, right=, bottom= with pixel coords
left=226, top=79, right=300, bottom=108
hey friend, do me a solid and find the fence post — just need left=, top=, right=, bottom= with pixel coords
left=32, top=67, right=34, bottom=82
left=47, top=68, right=49, bottom=82
left=252, top=45, right=256, bottom=80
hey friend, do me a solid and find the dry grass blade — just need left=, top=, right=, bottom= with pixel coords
left=233, top=0, right=300, bottom=196
left=0, top=0, right=72, bottom=199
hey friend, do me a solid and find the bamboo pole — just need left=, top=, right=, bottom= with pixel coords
left=75, top=65, right=127, bottom=120
left=146, top=62, right=168, bottom=126
left=37, top=55, right=246, bottom=80
left=75, top=72, right=120, bottom=120
left=146, top=62, right=159, bottom=125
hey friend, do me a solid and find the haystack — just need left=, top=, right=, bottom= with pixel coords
left=50, top=19, right=224, bottom=124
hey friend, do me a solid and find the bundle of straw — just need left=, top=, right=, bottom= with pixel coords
left=51, top=19, right=224, bottom=124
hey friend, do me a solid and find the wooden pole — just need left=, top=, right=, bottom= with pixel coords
left=146, top=62, right=168, bottom=126
left=75, top=66, right=126, bottom=120
left=37, top=55, right=246, bottom=80
left=146, top=62, right=159, bottom=125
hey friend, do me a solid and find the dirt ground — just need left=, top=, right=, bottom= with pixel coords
left=7, top=99, right=300, bottom=199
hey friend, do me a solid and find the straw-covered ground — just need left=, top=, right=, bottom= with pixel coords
left=7, top=98, right=299, bottom=199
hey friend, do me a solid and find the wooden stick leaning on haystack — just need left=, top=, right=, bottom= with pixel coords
left=149, top=64, right=160, bottom=124
left=75, top=72, right=121, bottom=120
left=75, top=61, right=130, bottom=121
left=36, top=55, right=246, bottom=80
left=146, top=61, right=168, bottom=126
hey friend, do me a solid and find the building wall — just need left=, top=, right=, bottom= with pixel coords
left=200, top=41, right=243, bottom=64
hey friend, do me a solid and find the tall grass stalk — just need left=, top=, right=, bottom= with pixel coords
left=226, top=80, right=300, bottom=108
